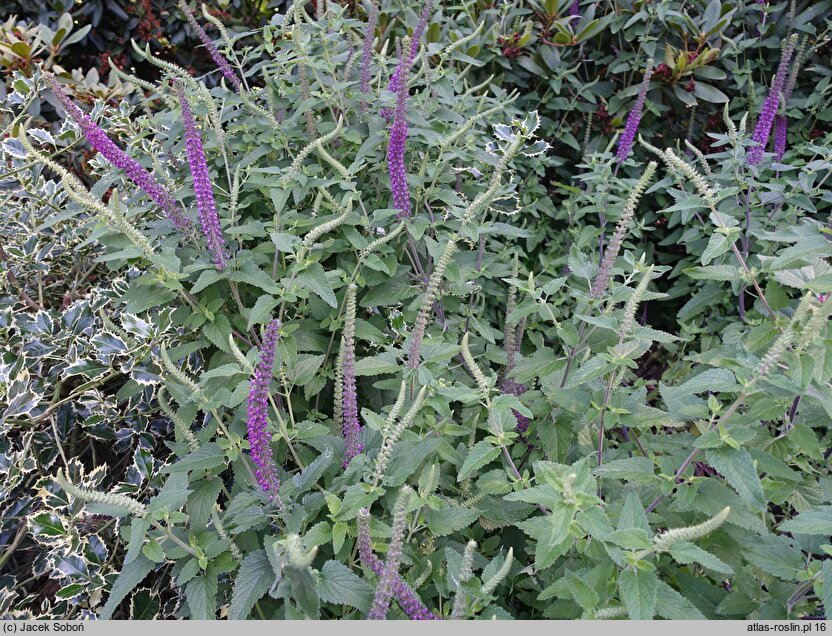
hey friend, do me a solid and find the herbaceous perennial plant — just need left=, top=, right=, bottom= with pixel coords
left=3, top=0, right=831, bottom=622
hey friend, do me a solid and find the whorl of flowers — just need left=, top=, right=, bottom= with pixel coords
left=656, top=147, right=717, bottom=207
left=158, top=387, right=199, bottom=451
left=388, top=0, right=433, bottom=93
left=774, top=115, right=788, bottom=161
left=358, top=505, right=436, bottom=619
left=179, top=0, right=242, bottom=91
left=211, top=505, right=243, bottom=562
left=748, top=35, right=797, bottom=165
left=616, top=60, right=654, bottom=164
left=497, top=295, right=531, bottom=439
left=341, top=284, right=363, bottom=465
left=332, top=336, right=346, bottom=430
left=388, top=38, right=413, bottom=219
left=246, top=319, right=283, bottom=506
left=360, top=1, right=379, bottom=111
left=176, top=81, right=227, bottom=269
left=754, top=322, right=793, bottom=380
left=502, top=377, right=529, bottom=438
left=43, top=74, right=189, bottom=230
left=368, top=487, right=411, bottom=619
left=590, top=161, right=657, bottom=298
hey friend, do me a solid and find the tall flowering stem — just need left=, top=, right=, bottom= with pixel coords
left=502, top=313, right=529, bottom=440
left=408, top=133, right=526, bottom=368
left=388, top=38, right=413, bottom=219
left=179, top=0, right=242, bottom=91
left=341, top=284, right=363, bottom=465
left=368, top=487, right=411, bottom=620
left=407, top=239, right=456, bottom=368
left=747, top=35, right=797, bottom=165
left=774, top=37, right=806, bottom=161
left=176, top=82, right=227, bottom=269
left=44, top=75, right=189, bottom=230
left=388, top=0, right=432, bottom=93
left=246, top=319, right=283, bottom=507
left=590, top=162, right=657, bottom=298
left=360, top=1, right=379, bottom=113
left=358, top=506, right=436, bottom=620
left=615, top=60, right=653, bottom=165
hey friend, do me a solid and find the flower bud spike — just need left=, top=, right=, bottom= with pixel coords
left=341, top=284, right=364, bottom=465
left=652, top=507, right=730, bottom=552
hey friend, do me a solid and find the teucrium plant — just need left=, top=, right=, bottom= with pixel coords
left=14, top=0, right=829, bottom=623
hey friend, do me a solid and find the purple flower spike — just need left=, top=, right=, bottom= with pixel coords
left=616, top=61, right=653, bottom=165
left=358, top=509, right=438, bottom=620
left=247, top=319, right=283, bottom=507
left=176, top=82, right=227, bottom=269
left=388, top=0, right=432, bottom=94
left=774, top=114, right=787, bottom=161
left=44, top=75, right=189, bottom=230
left=502, top=378, right=530, bottom=440
left=180, top=0, right=242, bottom=91
left=772, top=38, right=803, bottom=163
left=748, top=37, right=796, bottom=165
left=341, top=285, right=363, bottom=465
left=387, top=40, right=413, bottom=220
left=569, top=0, right=580, bottom=16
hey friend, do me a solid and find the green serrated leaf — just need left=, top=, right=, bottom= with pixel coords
left=705, top=446, right=765, bottom=510
left=778, top=506, right=832, bottom=535
left=669, top=542, right=733, bottom=574
left=655, top=580, right=706, bottom=619
left=229, top=550, right=274, bottom=619
left=318, top=560, right=373, bottom=611
left=186, top=567, right=219, bottom=619
left=247, top=295, right=279, bottom=330
left=296, top=263, right=337, bottom=307
left=458, top=441, right=501, bottom=482
left=100, top=554, right=155, bottom=620
left=619, top=568, right=657, bottom=620
left=424, top=505, right=481, bottom=537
